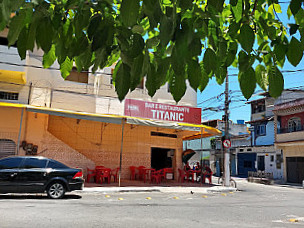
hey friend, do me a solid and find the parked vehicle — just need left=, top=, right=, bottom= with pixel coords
left=0, top=156, right=84, bottom=199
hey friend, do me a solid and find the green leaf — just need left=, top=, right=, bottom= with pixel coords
left=36, top=17, right=53, bottom=53
left=115, top=63, right=131, bottom=101
left=215, top=65, right=227, bottom=85
left=169, top=72, right=187, bottom=102
left=289, top=24, right=299, bottom=35
left=188, top=38, right=202, bottom=57
left=199, top=63, right=209, bottom=92
left=27, top=20, right=38, bottom=52
left=268, top=66, right=284, bottom=98
left=145, top=63, right=158, bottom=97
left=255, top=65, right=268, bottom=91
left=232, top=0, right=242, bottom=22
left=120, top=0, right=140, bottom=27
left=203, top=48, right=217, bottom=75
left=238, top=51, right=252, bottom=72
left=208, top=0, right=225, bottom=13
left=274, top=43, right=287, bottom=67
left=17, top=27, right=28, bottom=60
left=290, top=0, right=302, bottom=16
left=159, top=15, right=174, bottom=47
left=230, top=0, right=238, bottom=7
left=238, top=67, right=256, bottom=99
left=226, top=41, right=238, bottom=66
left=43, top=45, right=56, bottom=68
left=7, top=10, right=27, bottom=46
left=179, top=0, right=193, bottom=10
left=129, top=34, right=144, bottom=58
left=130, top=53, right=144, bottom=91
left=287, top=37, right=303, bottom=66
left=60, top=57, right=73, bottom=79
left=239, top=24, right=254, bottom=53
left=187, top=59, right=202, bottom=91
left=132, top=25, right=144, bottom=34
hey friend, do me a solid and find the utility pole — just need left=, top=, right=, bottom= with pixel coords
left=224, top=74, right=230, bottom=187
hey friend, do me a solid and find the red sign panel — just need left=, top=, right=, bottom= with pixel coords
left=124, top=99, right=201, bottom=124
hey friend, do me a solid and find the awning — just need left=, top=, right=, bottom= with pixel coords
left=182, top=126, right=221, bottom=140
left=0, top=102, right=220, bottom=136
left=0, top=69, right=26, bottom=84
left=26, top=106, right=123, bottom=125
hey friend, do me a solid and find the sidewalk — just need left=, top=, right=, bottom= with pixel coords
left=81, top=178, right=237, bottom=194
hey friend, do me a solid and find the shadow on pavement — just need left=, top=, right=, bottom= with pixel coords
left=0, top=194, right=82, bottom=200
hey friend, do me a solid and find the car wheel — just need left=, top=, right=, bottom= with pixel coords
left=47, top=182, right=66, bottom=199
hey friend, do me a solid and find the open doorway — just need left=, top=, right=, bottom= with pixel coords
left=151, top=147, right=174, bottom=170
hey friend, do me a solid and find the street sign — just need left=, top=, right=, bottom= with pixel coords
left=223, top=139, right=231, bottom=148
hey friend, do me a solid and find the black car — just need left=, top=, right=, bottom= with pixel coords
left=0, top=156, right=84, bottom=199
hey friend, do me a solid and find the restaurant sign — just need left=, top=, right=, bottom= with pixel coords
left=124, top=99, right=201, bottom=124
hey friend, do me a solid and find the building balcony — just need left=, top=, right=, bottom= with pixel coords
left=276, top=127, right=304, bottom=143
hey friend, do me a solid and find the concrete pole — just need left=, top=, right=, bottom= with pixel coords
left=224, top=74, right=230, bottom=187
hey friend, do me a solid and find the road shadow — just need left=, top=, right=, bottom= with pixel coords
left=0, top=194, right=82, bottom=200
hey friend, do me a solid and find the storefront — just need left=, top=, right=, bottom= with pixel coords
left=0, top=101, right=220, bottom=183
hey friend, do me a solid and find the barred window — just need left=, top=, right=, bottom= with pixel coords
left=0, top=91, right=19, bottom=100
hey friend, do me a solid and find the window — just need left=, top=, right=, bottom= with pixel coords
left=0, top=157, right=23, bottom=169
left=65, top=67, right=88, bottom=83
left=270, top=155, right=274, bottom=162
left=288, top=117, right=301, bottom=132
left=256, top=124, right=266, bottom=136
left=276, top=154, right=282, bottom=169
left=20, top=158, right=47, bottom=169
left=0, top=91, right=19, bottom=100
left=239, top=149, right=244, bottom=152
left=47, top=160, right=68, bottom=169
left=252, top=102, right=265, bottom=114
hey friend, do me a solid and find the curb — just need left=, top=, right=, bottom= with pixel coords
left=80, top=186, right=237, bottom=194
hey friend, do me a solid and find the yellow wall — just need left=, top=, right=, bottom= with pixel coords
left=0, top=106, right=25, bottom=152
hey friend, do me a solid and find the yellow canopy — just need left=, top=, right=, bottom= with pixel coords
left=182, top=125, right=221, bottom=140
left=0, top=69, right=26, bottom=84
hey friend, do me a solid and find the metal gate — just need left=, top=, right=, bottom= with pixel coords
left=237, top=153, right=257, bottom=177
left=286, top=157, right=304, bottom=183
left=0, top=139, right=16, bottom=159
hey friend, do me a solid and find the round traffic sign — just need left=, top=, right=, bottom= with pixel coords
left=223, top=139, right=231, bottom=148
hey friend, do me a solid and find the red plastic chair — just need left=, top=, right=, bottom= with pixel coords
left=129, top=166, right=137, bottom=180
left=186, top=170, right=196, bottom=183
left=203, top=171, right=213, bottom=184
left=150, top=170, right=161, bottom=184
left=86, top=167, right=96, bottom=183
left=98, top=168, right=111, bottom=184
left=111, top=167, right=120, bottom=183
left=178, top=168, right=186, bottom=183
left=138, top=166, right=146, bottom=180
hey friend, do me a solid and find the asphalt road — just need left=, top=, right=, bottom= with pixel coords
left=0, top=181, right=303, bottom=228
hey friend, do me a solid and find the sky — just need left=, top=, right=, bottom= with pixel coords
left=197, top=3, right=304, bottom=123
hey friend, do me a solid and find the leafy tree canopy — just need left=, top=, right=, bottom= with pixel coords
left=1, top=0, right=304, bottom=101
